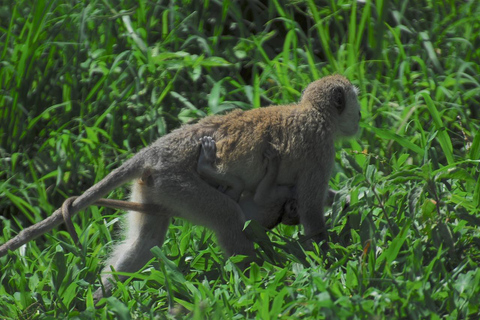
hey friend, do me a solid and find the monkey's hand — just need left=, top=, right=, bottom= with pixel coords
left=199, top=136, right=217, bottom=164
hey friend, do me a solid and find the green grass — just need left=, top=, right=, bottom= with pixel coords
left=1, top=0, right=480, bottom=318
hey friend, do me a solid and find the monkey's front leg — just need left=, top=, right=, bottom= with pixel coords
left=296, top=170, right=329, bottom=246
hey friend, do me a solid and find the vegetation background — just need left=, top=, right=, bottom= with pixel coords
left=1, top=0, right=479, bottom=318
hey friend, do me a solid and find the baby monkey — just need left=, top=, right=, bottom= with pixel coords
left=197, top=136, right=299, bottom=229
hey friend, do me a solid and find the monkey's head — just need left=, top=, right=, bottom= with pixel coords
left=301, top=75, right=361, bottom=138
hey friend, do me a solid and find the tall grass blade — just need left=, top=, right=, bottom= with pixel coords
left=420, top=92, right=454, bottom=165
left=365, top=125, right=425, bottom=156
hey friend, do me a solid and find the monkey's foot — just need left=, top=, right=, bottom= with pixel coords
left=199, top=136, right=217, bottom=162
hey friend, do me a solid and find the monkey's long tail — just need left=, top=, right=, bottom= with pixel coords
left=0, top=147, right=154, bottom=257
left=0, top=198, right=160, bottom=257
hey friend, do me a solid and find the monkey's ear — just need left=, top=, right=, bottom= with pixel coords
left=332, top=86, right=346, bottom=114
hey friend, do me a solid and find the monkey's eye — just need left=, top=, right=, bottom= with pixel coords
left=332, top=87, right=345, bottom=114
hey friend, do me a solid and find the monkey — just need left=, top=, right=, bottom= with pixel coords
left=197, top=136, right=299, bottom=229
left=0, top=75, right=361, bottom=299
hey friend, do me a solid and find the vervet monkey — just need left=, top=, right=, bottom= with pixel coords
left=197, top=136, right=299, bottom=229
left=0, top=75, right=361, bottom=298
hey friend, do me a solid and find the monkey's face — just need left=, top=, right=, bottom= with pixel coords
left=336, top=85, right=361, bottom=137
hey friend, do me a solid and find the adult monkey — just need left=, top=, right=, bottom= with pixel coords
left=0, top=75, right=361, bottom=296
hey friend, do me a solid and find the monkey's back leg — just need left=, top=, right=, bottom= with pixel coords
left=95, top=181, right=172, bottom=299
